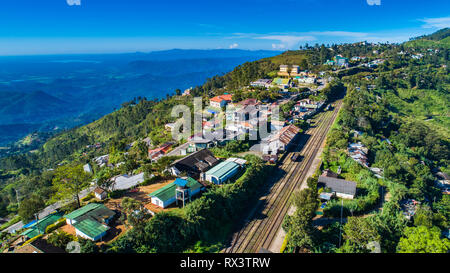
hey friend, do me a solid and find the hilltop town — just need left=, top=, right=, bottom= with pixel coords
left=0, top=29, right=449, bottom=254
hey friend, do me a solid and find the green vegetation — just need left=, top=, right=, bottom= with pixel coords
left=0, top=29, right=449, bottom=253
left=397, top=226, right=450, bottom=253
left=106, top=155, right=272, bottom=253
left=301, top=30, right=450, bottom=253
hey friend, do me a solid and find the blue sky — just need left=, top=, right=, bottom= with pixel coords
left=0, top=0, right=449, bottom=55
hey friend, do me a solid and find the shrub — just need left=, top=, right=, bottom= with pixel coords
left=109, top=190, right=128, bottom=199
left=140, top=175, right=161, bottom=186
left=45, top=218, right=66, bottom=234
left=81, top=193, right=94, bottom=202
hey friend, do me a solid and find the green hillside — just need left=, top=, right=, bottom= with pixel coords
left=405, top=28, right=450, bottom=48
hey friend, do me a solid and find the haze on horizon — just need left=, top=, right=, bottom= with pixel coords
left=0, top=0, right=449, bottom=56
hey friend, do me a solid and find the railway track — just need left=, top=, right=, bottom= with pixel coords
left=222, top=101, right=342, bottom=253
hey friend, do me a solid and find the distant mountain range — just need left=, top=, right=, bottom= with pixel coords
left=0, top=49, right=281, bottom=146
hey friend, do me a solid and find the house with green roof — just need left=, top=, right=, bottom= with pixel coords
left=272, top=77, right=291, bottom=89
left=204, top=161, right=241, bottom=185
left=73, top=219, right=110, bottom=241
left=65, top=203, right=115, bottom=241
left=20, top=212, right=63, bottom=239
left=149, top=177, right=204, bottom=208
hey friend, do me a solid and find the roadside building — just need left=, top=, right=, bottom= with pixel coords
left=250, top=79, right=272, bottom=88
left=225, top=157, right=247, bottom=167
left=169, top=149, right=219, bottom=178
left=149, top=177, right=204, bottom=208
left=270, top=119, right=285, bottom=132
left=93, top=154, right=109, bottom=167
left=187, top=137, right=215, bottom=153
left=142, top=137, right=152, bottom=147
left=204, top=161, right=241, bottom=185
left=278, top=65, right=290, bottom=77
left=148, top=142, right=174, bottom=161
left=210, top=94, right=233, bottom=108
left=108, top=173, right=145, bottom=191
left=262, top=124, right=300, bottom=155
left=94, top=187, right=107, bottom=200
left=20, top=212, right=64, bottom=240
left=65, top=203, right=115, bottom=241
left=83, top=164, right=92, bottom=173
left=290, top=65, right=300, bottom=76
left=324, top=59, right=335, bottom=66
left=295, top=76, right=316, bottom=84
left=317, top=176, right=357, bottom=199
left=272, top=78, right=291, bottom=89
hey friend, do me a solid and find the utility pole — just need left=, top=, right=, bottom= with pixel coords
left=15, top=188, right=20, bottom=206
left=35, top=213, right=41, bottom=235
left=338, top=198, right=343, bottom=248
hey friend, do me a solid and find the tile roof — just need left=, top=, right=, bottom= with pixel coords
left=210, top=94, right=233, bottom=103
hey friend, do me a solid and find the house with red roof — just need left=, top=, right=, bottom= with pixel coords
left=210, top=94, right=233, bottom=108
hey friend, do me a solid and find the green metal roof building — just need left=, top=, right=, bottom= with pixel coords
left=204, top=161, right=240, bottom=185
left=65, top=203, right=115, bottom=225
left=72, top=219, right=110, bottom=241
left=149, top=177, right=204, bottom=208
left=65, top=203, right=115, bottom=241
left=20, top=212, right=64, bottom=239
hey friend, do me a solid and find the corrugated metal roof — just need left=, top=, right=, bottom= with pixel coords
left=205, top=161, right=240, bottom=180
left=149, top=177, right=203, bottom=202
left=73, top=219, right=109, bottom=239
left=65, top=203, right=103, bottom=220
left=20, top=212, right=63, bottom=239
left=318, top=176, right=357, bottom=196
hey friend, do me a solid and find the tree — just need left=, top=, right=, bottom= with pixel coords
left=18, top=195, right=45, bottom=222
left=286, top=185, right=320, bottom=251
left=78, top=237, right=100, bottom=253
left=47, top=231, right=76, bottom=249
left=52, top=164, right=91, bottom=208
left=413, top=205, right=433, bottom=228
left=120, top=197, right=150, bottom=228
left=342, top=217, right=380, bottom=252
left=397, top=226, right=450, bottom=253
left=287, top=212, right=316, bottom=251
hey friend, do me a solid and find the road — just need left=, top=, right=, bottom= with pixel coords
left=222, top=100, right=342, bottom=253
left=164, top=142, right=189, bottom=157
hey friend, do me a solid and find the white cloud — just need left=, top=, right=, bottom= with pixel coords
left=308, top=31, right=369, bottom=38
left=255, top=35, right=316, bottom=49
left=272, top=43, right=286, bottom=49
left=67, top=0, right=81, bottom=6
left=229, top=43, right=239, bottom=49
left=419, top=16, right=450, bottom=29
